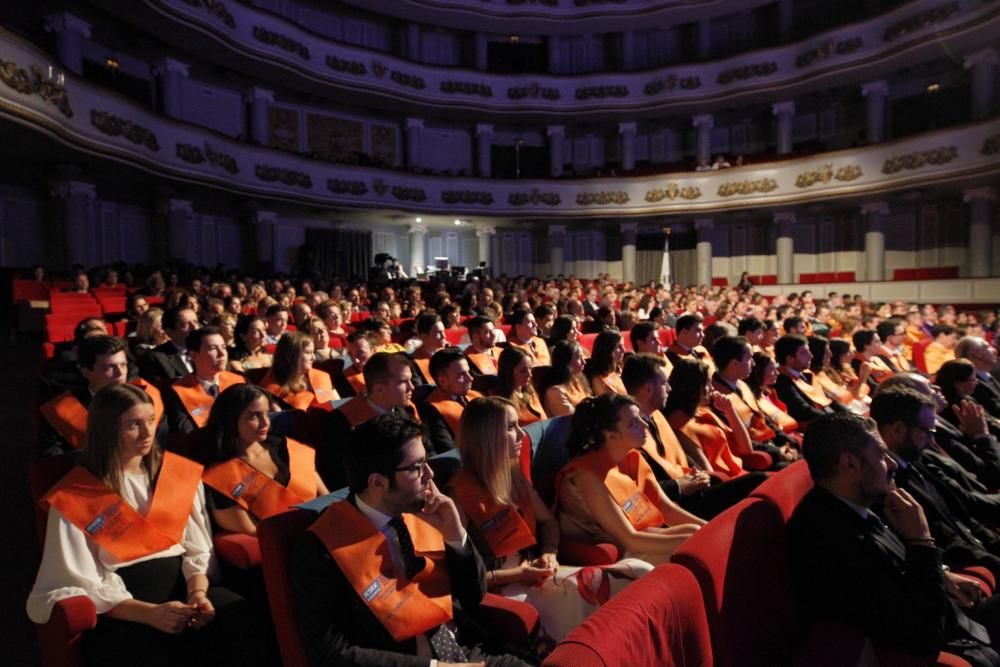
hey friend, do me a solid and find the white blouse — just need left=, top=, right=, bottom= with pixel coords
left=26, top=472, right=216, bottom=624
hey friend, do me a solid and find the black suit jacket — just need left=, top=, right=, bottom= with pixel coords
left=139, top=341, right=190, bottom=382
left=288, top=503, right=487, bottom=667
left=974, top=375, right=1000, bottom=421
left=415, top=403, right=458, bottom=455
left=773, top=372, right=840, bottom=425
left=933, top=416, right=1000, bottom=491
left=789, top=486, right=952, bottom=656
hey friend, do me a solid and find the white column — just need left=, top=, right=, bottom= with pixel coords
left=44, top=13, right=91, bottom=76
left=50, top=180, right=97, bottom=268
left=408, top=223, right=427, bottom=276
left=695, top=218, right=714, bottom=288
left=861, top=201, right=889, bottom=282
left=244, top=87, right=274, bottom=145
left=406, top=24, right=422, bottom=61
left=964, top=49, right=998, bottom=121
left=772, top=101, right=795, bottom=155
left=778, top=0, right=794, bottom=42
left=621, top=30, right=635, bottom=71
left=406, top=118, right=424, bottom=169
left=474, top=33, right=489, bottom=70
left=697, top=18, right=712, bottom=60
left=154, top=58, right=190, bottom=119
left=476, top=224, right=496, bottom=267
left=964, top=188, right=997, bottom=278
left=549, top=225, right=567, bottom=276
left=618, top=122, right=637, bottom=171
left=861, top=80, right=889, bottom=144
left=692, top=114, right=714, bottom=165
left=621, top=223, right=638, bottom=284
left=774, top=211, right=796, bottom=284
left=475, top=124, right=494, bottom=178
left=547, top=125, right=565, bottom=178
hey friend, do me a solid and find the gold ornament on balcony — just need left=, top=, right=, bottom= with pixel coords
left=576, top=191, right=630, bottom=205
left=881, top=146, right=958, bottom=174
left=0, top=60, right=73, bottom=117
left=90, top=110, right=159, bottom=151
left=717, top=178, right=778, bottom=197
left=645, top=182, right=701, bottom=202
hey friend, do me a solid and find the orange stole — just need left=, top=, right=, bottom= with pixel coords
left=448, top=469, right=536, bottom=559
left=42, top=452, right=203, bottom=562
left=202, top=439, right=316, bottom=520
left=410, top=355, right=433, bottom=383
left=594, top=373, right=627, bottom=396
left=426, top=388, right=483, bottom=435
left=641, top=410, right=692, bottom=481
left=172, top=371, right=246, bottom=428
left=784, top=370, right=832, bottom=407
left=40, top=381, right=165, bottom=450
left=344, top=368, right=366, bottom=394
left=557, top=449, right=664, bottom=531
left=682, top=408, right=745, bottom=478
left=514, top=393, right=544, bottom=426
left=259, top=368, right=338, bottom=411
left=464, top=350, right=498, bottom=375
left=881, top=347, right=912, bottom=373
left=309, top=501, right=452, bottom=641
left=509, top=338, right=551, bottom=366
left=854, top=353, right=895, bottom=384
left=338, top=396, right=421, bottom=428
left=712, top=378, right=777, bottom=443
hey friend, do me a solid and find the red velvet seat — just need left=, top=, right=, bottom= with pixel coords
left=444, top=327, right=467, bottom=346
left=13, top=279, right=49, bottom=302
left=543, top=563, right=713, bottom=667
left=657, top=327, right=676, bottom=347
left=913, top=339, right=932, bottom=374
left=258, top=508, right=539, bottom=667
left=578, top=333, right=598, bottom=355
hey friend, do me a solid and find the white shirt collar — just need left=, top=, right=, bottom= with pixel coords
left=355, top=494, right=393, bottom=533
left=833, top=493, right=876, bottom=521
left=366, top=397, right=390, bottom=415
left=783, top=366, right=802, bottom=379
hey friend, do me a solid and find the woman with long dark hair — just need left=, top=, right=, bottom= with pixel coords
left=228, top=315, right=272, bottom=373
left=584, top=329, right=627, bottom=396
left=540, top=340, right=592, bottom=417
left=495, top=346, right=545, bottom=426
left=28, top=384, right=264, bottom=666
left=745, top=351, right=800, bottom=433
left=556, top=394, right=702, bottom=566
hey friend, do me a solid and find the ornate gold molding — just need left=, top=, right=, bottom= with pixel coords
left=717, top=62, right=778, bottom=85
left=325, top=55, right=366, bottom=76
left=575, top=85, right=629, bottom=100
left=327, top=178, right=367, bottom=195
left=507, top=83, right=560, bottom=100
left=440, top=81, right=493, bottom=97
left=372, top=61, right=426, bottom=90
left=717, top=178, right=778, bottom=197
left=179, top=0, right=236, bottom=29
left=982, top=133, right=1000, bottom=156
left=391, top=185, right=427, bottom=202
left=835, top=165, right=863, bottom=182
left=0, top=59, right=72, bottom=117
left=881, top=146, right=958, bottom=174
left=884, top=1, right=960, bottom=41
left=252, top=26, right=310, bottom=60
left=795, top=37, right=864, bottom=68
left=576, top=191, right=630, bottom=205
left=254, top=164, right=311, bottom=188
left=91, top=110, right=159, bottom=151
left=643, top=74, right=701, bottom=96
left=441, top=190, right=494, bottom=205
left=206, top=144, right=239, bottom=174
left=795, top=163, right=864, bottom=188
left=176, top=142, right=205, bottom=164
left=509, top=189, right=561, bottom=206
left=645, top=182, right=701, bottom=201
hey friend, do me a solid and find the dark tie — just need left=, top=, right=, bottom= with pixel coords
left=644, top=416, right=666, bottom=457
left=207, top=384, right=219, bottom=398
left=456, top=395, right=468, bottom=407
left=388, top=517, right=465, bottom=661
left=865, top=512, right=888, bottom=533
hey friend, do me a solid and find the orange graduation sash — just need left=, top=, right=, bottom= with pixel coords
left=448, top=469, right=536, bottom=559
left=338, top=396, right=422, bottom=428
left=464, top=350, right=498, bottom=375
left=854, top=353, right=895, bottom=384
left=426, top=388, right=483, bottom=435
left=309, top=501, right=453, bottom=642
left=40, top=381, right=165, bottom=450
left=259, top=368, right=339, bottom=411
left=344, top=367, right=366, bottom=394
left=712, top=377, right=778, bottom=443
left=641, top=410, right=692, bottom=481
left=557, top=449, right=664, bottom=531
left=172, top=371, right=246, bottom=428
left=782, top=369, right=832, bottom=407
left=202, top=439, right=317, bottom=520
left=508, top=338, right=551, bottom=367
left=42, top=452, right=203, bottom=562
left=411, top=355, right=433, bottom=383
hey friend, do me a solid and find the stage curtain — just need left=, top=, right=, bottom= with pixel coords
left=303, top=228, right=372, bottom=280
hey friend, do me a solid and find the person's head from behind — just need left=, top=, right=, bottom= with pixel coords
left=272, top=331, right=315, bottom=387
left=430, top=348, right=472, bottom=398
left=775, top=335, right=811, bottom=371
left=622, top=353, right=671, bottom=413
left=457, top=397, right=525, bottom=503
left=74, top=317, right=107, bottom=349
left=567, top=394, right=646, bottom=458
left=83, top=383, right=160, bottom=493
left=663, top=358, right=710, bottom=417
left=935, top=359, right=979, bottom=404
left=466, top=315, right=496, bottom=350
left=712, top=335, right=754, bottom=381
left=878, top=372, right=947, bottom=414
left=164, top=306, right=198, bottom=348
left=675, top=314, right=704, bottom=349
left=801, top=412, right=894, bottom=508
left=870, top=387, right=937, bottom=465
left=78, top=335, right=129, bottom=392
left=497, top=345, right=533, bottom=397
left=205, top=384, right=272, bottom=462
left=186, top=326, right=228, bottom=380
left=345, top=412, right=431, bottom=513
left=364, top=352, right=414, bottom=409
left=415, top=311, right=446, bottom=354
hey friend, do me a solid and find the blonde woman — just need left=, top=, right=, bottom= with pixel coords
left=258, top=331, right=338, bottom=410
left=307, top=317, right=338, bottom=362
left=450, top=397, right=651, bottom=642
left=134, top=307, right=169, bottom=352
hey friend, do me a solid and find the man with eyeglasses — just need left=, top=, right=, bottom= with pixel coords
left=872, top=387, right=1000, bottom=584
left=289, top=412, right=530, bottom=667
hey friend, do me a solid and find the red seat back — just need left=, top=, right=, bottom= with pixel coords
left=750, top=460, right=812, bottom=521
left=444, top=327, right=467, bottom=346
left=544, top=563, right=713, bottom=667
left=657, top=327, right=676, bottom=347
left=258, top=509, right=316, bottom=667
left=578, top=333, right=598, bottom=355
left=912, top=339, right=931, bottom=374
left=13, top=279, right=49, bottom=302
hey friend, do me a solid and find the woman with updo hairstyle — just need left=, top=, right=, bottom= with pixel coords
left=28, top=384, right=267, bottom=666
left=202, top=384, right=327, bottom=535
left=258, top=331, right=339, bottom=411
left=229, top=315, right=272, bottom=373
left=584, top=329, right=628, bottom=396
left=556, top=394, right=702, bottom=566
left=745, top=351, right=800, bottom=433
left=663, top=358, right=758, bottom=479
left=495, top=346, right=545, bottom=426
left=540, top=340, right=592, bottom=417
left=450, top=396, right=648, bottom=642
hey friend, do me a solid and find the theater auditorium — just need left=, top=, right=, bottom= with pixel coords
left=2, top=0, right=999, bottom=664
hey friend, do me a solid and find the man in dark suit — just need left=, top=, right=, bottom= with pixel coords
left=789, top=412, right=1000, bottom=666
left=773, top=334, right=843, bottom=426
left=959, top=337, right=1000, bottom=420
left=138, top=305, right=198, bottom=382
left=289, top=412, right=529, bottom=667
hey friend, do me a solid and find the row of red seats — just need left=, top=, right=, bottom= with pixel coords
left=894, top=267, right=959, bottom=281
left=798, top=272, right=857, bottom=284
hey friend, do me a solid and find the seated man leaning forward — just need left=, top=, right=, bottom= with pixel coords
left=789, top=412, right=1000, bottom=667
left=289, top=412, right=531, bottom=667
